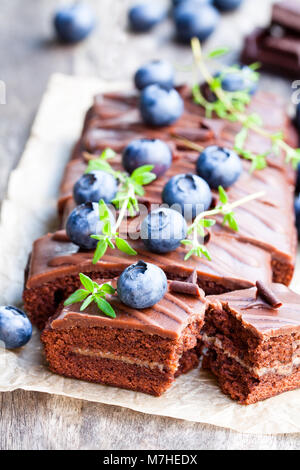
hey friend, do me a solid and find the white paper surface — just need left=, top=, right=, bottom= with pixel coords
left=1, top=73, right=300, bottom=435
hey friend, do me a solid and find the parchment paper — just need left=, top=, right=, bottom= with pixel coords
left=1, top=73, right=300, bottom=435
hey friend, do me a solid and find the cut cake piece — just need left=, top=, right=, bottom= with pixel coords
left=203, top=282, right=300, bottom=404
left=41, top=280, right=206, bottom=396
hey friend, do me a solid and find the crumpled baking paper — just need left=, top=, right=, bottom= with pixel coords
left=1, top=73, right=300, bottom=435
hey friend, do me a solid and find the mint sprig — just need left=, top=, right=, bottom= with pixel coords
left=181, top=186, right=264, bottom=261
left=191, top=38, right=300, bottom=170
left=91, top=199, right=138, bottom=264
left=64, top=273, right=116, bottom=318
left=86, top=151, right=156, bottom=263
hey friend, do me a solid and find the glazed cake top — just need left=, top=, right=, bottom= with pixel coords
left=208, top=283, right=300, bottom=338
left=49, top=281, right=206, bottom=340
left=25, top=230, right=272, bottom=290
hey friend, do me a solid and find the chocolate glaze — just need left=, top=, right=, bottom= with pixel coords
left=26, top=231, right=272, bottom=291
left=55, top=89, right=297, bottom=280
left=50, top=288, right=206, bottom=340
left=58, top=151, right=296, bottom=269
left=208, top=284, right=300, bottom=338
left=72, top=90, right=297, bottom=181
left=25, top=87, right=297, bottom=311
left=256, top=280, right=283, bottom=308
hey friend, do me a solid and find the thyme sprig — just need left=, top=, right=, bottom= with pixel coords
left=181, top=186, right=265, bottom=261
left=191, top=37, right=300, bottom=170
left=85, top=150, right=156, bottom=263
left=64, top=273, right=116, bottom=318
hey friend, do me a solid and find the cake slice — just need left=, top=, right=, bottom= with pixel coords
left=203, top=282, right=300, bottom=404
left=41, top=279, right=205, bottom=396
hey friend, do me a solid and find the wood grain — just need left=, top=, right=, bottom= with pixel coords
left=1, top=0, right=299, bottom=449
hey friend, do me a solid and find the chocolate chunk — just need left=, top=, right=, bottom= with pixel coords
left=256, top=280, right=283, bottom=308
left=272, top=0, right=300, bottom=34
left=169, top=280, right=205, bottom=299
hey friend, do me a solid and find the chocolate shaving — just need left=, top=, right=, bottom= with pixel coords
left=169, top=269, right=205, bottom=299
left=52, top=230, right=71, bottom=242
left=204, top=229, right=211, bottom=245
left=169, top=281, right=204, bottom=298
left=187, top=268, right=197, bottom=285
left=241, top=301, right=277, bottom=311
left=255, top=280, right=282, bottom=308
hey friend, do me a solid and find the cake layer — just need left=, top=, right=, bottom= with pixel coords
left=41, top=283, right=204, bottom=396
left=40, top=346, right=199, bottom=396
left=203, top=347, right=300, bottom=405
left=23, top=231, right=272, bottom=328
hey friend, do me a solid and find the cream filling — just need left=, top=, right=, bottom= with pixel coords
left=73, top=347, right=165, bottom=371
left=202, top=333, right=300, bottom=377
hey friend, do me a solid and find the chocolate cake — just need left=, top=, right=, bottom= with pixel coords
left=242, top=1, right=300, bottom=78
left=41, top=280, right=206, bottom=396
left=23, top=230, right=272, bottom=329
left=58, top=153, right=297, bottom=285
left=202, top=282, right=300, bottom=404
left=23, top=84, right=298, bottom=328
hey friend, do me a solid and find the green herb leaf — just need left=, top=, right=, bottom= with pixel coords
left=223, top=212, right=239, bottom=231
left=80, top=294, right=94, bottom=311
left=100, top=283, right=116, bottom=295
left=234, top=127, right=248, bottom=151
left=100, top=148, right=116, bottom=160
left=64, top=274, right=116, bottom=318
left=93, top=240, right=108, bottom=264
left=79, top=273, right=95, bottom=292
left=94, top=295, right=116, bottom=318
left=64, top=289, right=89, bottom=306
left=85, top=159, right=114, bottom=174
left=131, top=165, right=154, bottom=177
left=98, top=199, right=110, bottom=221
left=218, top=186, right=228, bottom=204
left=115, top=237, right=137, bottom=255
left=206, top=47, right=229, bottom=59
left=197, top=245, right=211, bottom=261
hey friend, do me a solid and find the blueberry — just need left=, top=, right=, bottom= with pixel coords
left=174, top=2, right=219, bottom=43
left=172, top=0, right=212, bottom=9
left=295, top=194, right=300, bottom=238
left=122, top=139, right=172, bottom=177
left=196, top=146, right=242, bottom=189
left=0, top=306, right=32, bottom=349
left=73, top=170, right=118, bottom=205
left=128, top=3, right=167, bottom=32
left=117, top=261, right=167, bottom=309
left=162, top=173, right=212, bottom=220
left=213, top=0, right=243, bottom=12
left=141, top=208, right=187, bottom=253
left=66, top=202, right=115, bottom=250
left=134, top=60, right=174, bottom=91
left=217, top=66, right=258, bottom=95
left=53, top=3, right=95, bottom=43
left=140, top=85, right=184, bottom=127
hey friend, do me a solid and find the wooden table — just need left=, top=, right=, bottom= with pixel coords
left=1, top=0, right=300, bottom=450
